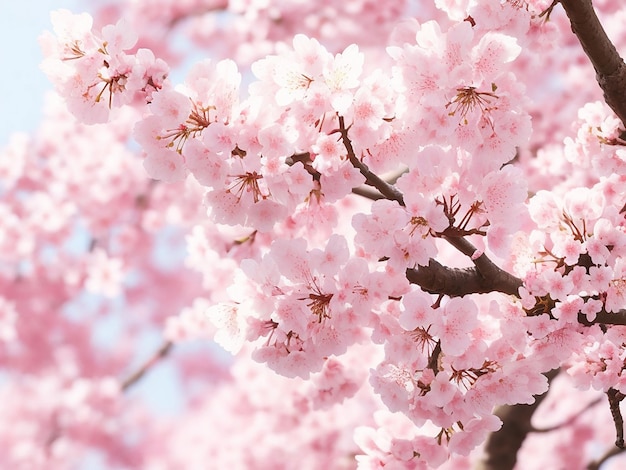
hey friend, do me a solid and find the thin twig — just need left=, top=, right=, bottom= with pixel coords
left=43, top=341, right=174, bottom=453
left=531, top=396, right=603, bottom=432
left=121, top=340, right=174, bottom=391
left=338, top=116, right=405, bottom=205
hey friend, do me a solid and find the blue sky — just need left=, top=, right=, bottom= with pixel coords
left=0, top=1, right=78, bottom=146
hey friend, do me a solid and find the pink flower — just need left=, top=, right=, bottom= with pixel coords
left=528, top=190, right=561, bottom=230
left=41, top=11, right=167, bottom=124
left=206, top=303, right=247, bottom=354
left=436, top=297, right=479, bottom=357
left=471, top=32, right=521, bottom=83
left=312, top=133, right=344, bottom=172
left=478, top=165, right=528, bottom=228
left=541, top=270, right=574, bottom=302
left=448, top=414, right=501, bottom=456
left=324, top=44, right=364, bottom=114
left=143, top=147, right=188, bottom=182
left=398, top=290, right=438, bottom=331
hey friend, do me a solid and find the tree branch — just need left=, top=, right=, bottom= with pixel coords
left=44, top=340, right=174, bottom=453
left=560, top=0, right=626, bottom=128
left=607, top=388, right=626, bottom=449
left=337, top=110, right=626, bottom=325
left=586, top=390, right=626, bottom=468
left=587, top=446, right=626, bottom=470
left=339, top=116, right=405, bottom=205
left=407, top=240, right=626, bottom=326
left=406, top=259, right=522, bottom=297
left=446, top=236, right=524, bottom=294
left=121, top=340, right=174, bottom=391
left=579, top=309, right=626, bottom=326
left=351, top=185, right=385, bottom=201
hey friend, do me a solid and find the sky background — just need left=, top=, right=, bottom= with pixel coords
left=0, top=1, right=78, bottom=146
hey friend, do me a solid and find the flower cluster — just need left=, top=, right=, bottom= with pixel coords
left=368, top=290, right=550, bottom=459
left=40, top=10, right=168, bottom=123
left=206, top=235, right=386, bottom=378
left=520, top=183, right=626, bottom=392
left=564, top=100, right=626, bottom=177
left=386, top=19, right=531, bottom=175
left=33, top=1, right=626, bottom=468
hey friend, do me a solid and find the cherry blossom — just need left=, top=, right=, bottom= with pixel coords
left=40, top=10, right=168, bottom=123
left=15, top=0, right=626, bottom=468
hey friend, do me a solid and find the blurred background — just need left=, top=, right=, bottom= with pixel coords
left=0, top=1, right=202, bottom=419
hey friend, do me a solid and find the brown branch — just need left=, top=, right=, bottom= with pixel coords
left=287, top=150, right=392, bottom=202
left=435, top=235, right=523, bottom=296
left=587, top=446, right=626, bottom=470
left=418, top=236, right=626, bottom=325
left=121, top=340, right=174, bottom=391
left=338, top=111, right=626, bottom=326
left=579, top=309, right=626, bottom=326
left=348, top=152, right=406, bottom=204
left=427, top=340, right=442, bottom=374
left=351, top=185, right=385, bottom=201
left=407, top=258, right=626, bottom=327
left=607, top=388, right=626, bottom=448
left=586, top=390, right=626, bottom=468
left=406, top=259, right=521, bottom=297
left=442, top=234, right=479, bottom=257
left=351, top=168, right=408, bottom=201
left=475, top=369, right=560, bottom=470
left=338, top=115, right=527, bottom=300
left=560, top=0, right=626, bottom=128
left=338, top=116, right=405, bottom=205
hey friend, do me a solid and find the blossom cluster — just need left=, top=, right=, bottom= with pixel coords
left=519, top=182, right=626, bottom=395
left=26, top=0, right=626, bottom=468
left=40, top=10, right=168, bottom=123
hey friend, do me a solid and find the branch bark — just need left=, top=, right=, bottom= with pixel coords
left=561, top=0, right=626, bottom=128
left=339, top=116, right=406, bottom=205
left=406, top=259, right=522, bottom=297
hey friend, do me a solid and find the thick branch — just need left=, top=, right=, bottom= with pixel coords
left=579, top=309, right=626, bottom=326
left=607, top=388, right=626, bottom=449
left=561, top=0, right=626, bottom=127
left=406, top=259, right=522, bottom=297
left=407, top=258, right=626, bottom=325
left=338, top=110, right=626, bottom=324
left=437, top=235, right=524, bottom=296
left=351, top=185, right=385, bottom=201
